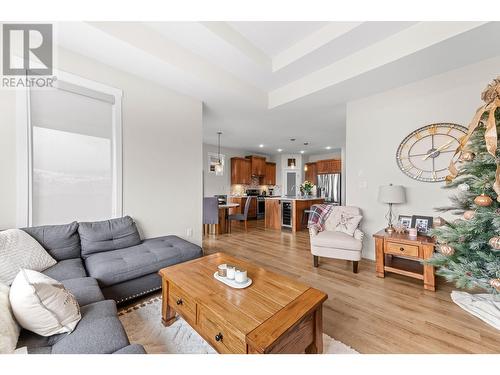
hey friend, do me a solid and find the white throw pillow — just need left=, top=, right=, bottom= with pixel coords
left=9, top=269, right=81, bottom=337
left=0, top=229, right=56, bottom=285
left=0, top=283, right=20, bottom=353
left=327, top=210, right=363, bottom=236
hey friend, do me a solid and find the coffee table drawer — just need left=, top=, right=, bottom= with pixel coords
left=385, top=242, right=419, bottom=257
left=198, top=306, right=246, bottom=354
left=168, top=283, right=196, bottom=324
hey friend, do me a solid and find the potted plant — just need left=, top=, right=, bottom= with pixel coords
left=300, top=180, right=315, bottom=196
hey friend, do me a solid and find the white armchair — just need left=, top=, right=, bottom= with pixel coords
left=309, top=206, right=364, bottom=273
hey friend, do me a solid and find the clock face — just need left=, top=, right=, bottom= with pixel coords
left=396, top=123, right=468, bottom=182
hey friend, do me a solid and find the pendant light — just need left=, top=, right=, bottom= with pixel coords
left=215, top=131, right=223, bottom=174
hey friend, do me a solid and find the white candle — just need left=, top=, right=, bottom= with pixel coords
left=226, top=265, right=235, bottom=280
left=217, top=264, right=227, bottom=277
left=235, top=268, right=247, bottom=283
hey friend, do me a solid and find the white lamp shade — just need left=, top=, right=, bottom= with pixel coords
left=378, top=184, right=406, bottom=204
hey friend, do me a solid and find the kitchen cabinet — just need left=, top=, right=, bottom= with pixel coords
left=229, top=197, right=257, bottom=219
left=231, top=157, right=251, bottom=184
left=262, top=162, right=276, bottom=185
left=316, top=159, right=341, bottom=174
left=304, top=162, right=317, bottom=184
left=246, top=155, right=266, bottom=176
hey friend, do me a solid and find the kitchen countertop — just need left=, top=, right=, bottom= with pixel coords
left=264, top=196, right=324, bottom=201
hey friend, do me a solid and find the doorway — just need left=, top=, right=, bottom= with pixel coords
left=285, top=171, right=298, bottom=196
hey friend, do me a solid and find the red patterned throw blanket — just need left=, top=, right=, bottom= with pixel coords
left=307, top=204, right=334, bottom=234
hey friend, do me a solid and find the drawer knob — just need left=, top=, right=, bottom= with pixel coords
left=400, top=247, right=405, bottom=252
left=176, top=298, right=183, bottom=305
left=215, top=332, right=223, bottom=342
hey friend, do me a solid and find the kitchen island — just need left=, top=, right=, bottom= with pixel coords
left=265, top=197, right=325, bottom=232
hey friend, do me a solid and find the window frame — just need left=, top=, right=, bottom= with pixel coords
left=16, top=68, right=123, bottom=227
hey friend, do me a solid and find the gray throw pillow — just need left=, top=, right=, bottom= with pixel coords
left=22, top=221, right=81, bottom=261
left=78, top=216, right=142, bottom=258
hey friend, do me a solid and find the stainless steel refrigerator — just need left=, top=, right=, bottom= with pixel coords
left=317, top=174, right=341, bottom=204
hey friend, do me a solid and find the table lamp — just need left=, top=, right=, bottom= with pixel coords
left=378, top=184, right=406, bottom=234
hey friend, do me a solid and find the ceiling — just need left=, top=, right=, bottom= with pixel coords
left=226, top=21, right=329, bottom=57
left=54, top=21, right=500, bottom=155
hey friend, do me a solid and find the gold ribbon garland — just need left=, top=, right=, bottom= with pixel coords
left=446, top=77, right=500, bottom=202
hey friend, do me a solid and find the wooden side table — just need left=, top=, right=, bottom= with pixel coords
left=373, top=230, right=436, bottom=291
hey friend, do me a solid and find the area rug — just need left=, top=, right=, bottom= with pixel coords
left=118, top=296, right=358, bottom=354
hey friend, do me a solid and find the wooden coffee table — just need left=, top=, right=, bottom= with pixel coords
left=159, top=252, right=327, bottom=354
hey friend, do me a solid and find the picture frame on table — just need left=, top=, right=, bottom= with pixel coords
left=411, top=215, right=433, bottom=235
left=398, top=215, right=413, bottom=230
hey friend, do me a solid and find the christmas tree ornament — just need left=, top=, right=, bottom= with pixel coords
left=474, top=194, right=493, bottom=207
left=489, top=236, right=500, bottom=250
left=445, top=77, right=500, bottom=202
left=490, top=278, right=500, bottom=291
left=433, top=216, right=446, bottom=227
left=458, top=183, right=470, bottom=192
left=463, top=210, right=475, bottom=220
left=439, top=244, right=455, bottom=256
left=460, top=151, right=475, bottom=162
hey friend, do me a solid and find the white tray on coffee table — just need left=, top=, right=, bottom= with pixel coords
left=213, top=272, right=252, bottom=289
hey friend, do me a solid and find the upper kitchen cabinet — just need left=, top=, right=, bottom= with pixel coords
left=231, top=157, right=251, bottom=184
left=305, top=162, right=318, bottom=184
left=262, top=162, right=276, bottom=185
left=246, top=155, right=266, bottom=176
left=316, top=159, right=341, bottom=174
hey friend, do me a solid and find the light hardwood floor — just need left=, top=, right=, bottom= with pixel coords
left=203, top=220, right=500, bottom=354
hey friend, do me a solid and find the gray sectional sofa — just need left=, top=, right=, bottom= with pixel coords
left=15, top=216, right=202, bottom=354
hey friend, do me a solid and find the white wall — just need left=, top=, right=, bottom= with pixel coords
left=346, top=56, right=500, bottom=260
left=1, top=47, right=203, bottom=245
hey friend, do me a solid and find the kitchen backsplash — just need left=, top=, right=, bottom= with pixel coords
left=230, top=177, right=281, bottom=196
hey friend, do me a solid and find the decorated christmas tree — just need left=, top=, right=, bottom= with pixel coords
left=428, top=77, right=500, bottom=294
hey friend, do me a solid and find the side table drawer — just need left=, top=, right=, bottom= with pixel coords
left=167, top=283, right=196, bottom=325
left=385, top=242, right=419, bottom=257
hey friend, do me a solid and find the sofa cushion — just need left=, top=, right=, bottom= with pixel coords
left=9, top=269, right=81, bottom=337
left=328, top=211, right=363, bottom=236
left=85, top=235, right=202, bottom=287
left=0, top=229, right=57, bottom=285
left=42, top=258, right=87, bottom=281
left=78, top=216, right=142, bottom=258
left=324, top=206, right=362, bottom=233
left=16, top=328, right=54, bottom=353
left=61, top=277, right=104, bottom=307
left=51, top=300, right=130, bottom=354
left=113, top=344, right=147, bottom=354
left=22, top=222, right=81, bottom=261
left=0, top=283, right=20, bottom=353
left=311, top=230, right=363, bottom=251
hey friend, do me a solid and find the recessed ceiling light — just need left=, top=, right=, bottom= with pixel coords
left=259, top=144, right=264, bottom=148
left=300, top=150, right=305, bottom=154
left=277, top=149, right=283, bottom=152
left=325, top=146, right=332, bottom=150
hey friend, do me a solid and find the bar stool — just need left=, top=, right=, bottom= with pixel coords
left=301, top=209, right=312, bottom=228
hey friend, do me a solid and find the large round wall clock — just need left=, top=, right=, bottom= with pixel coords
left=396, top=123, right=468, bottom=182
